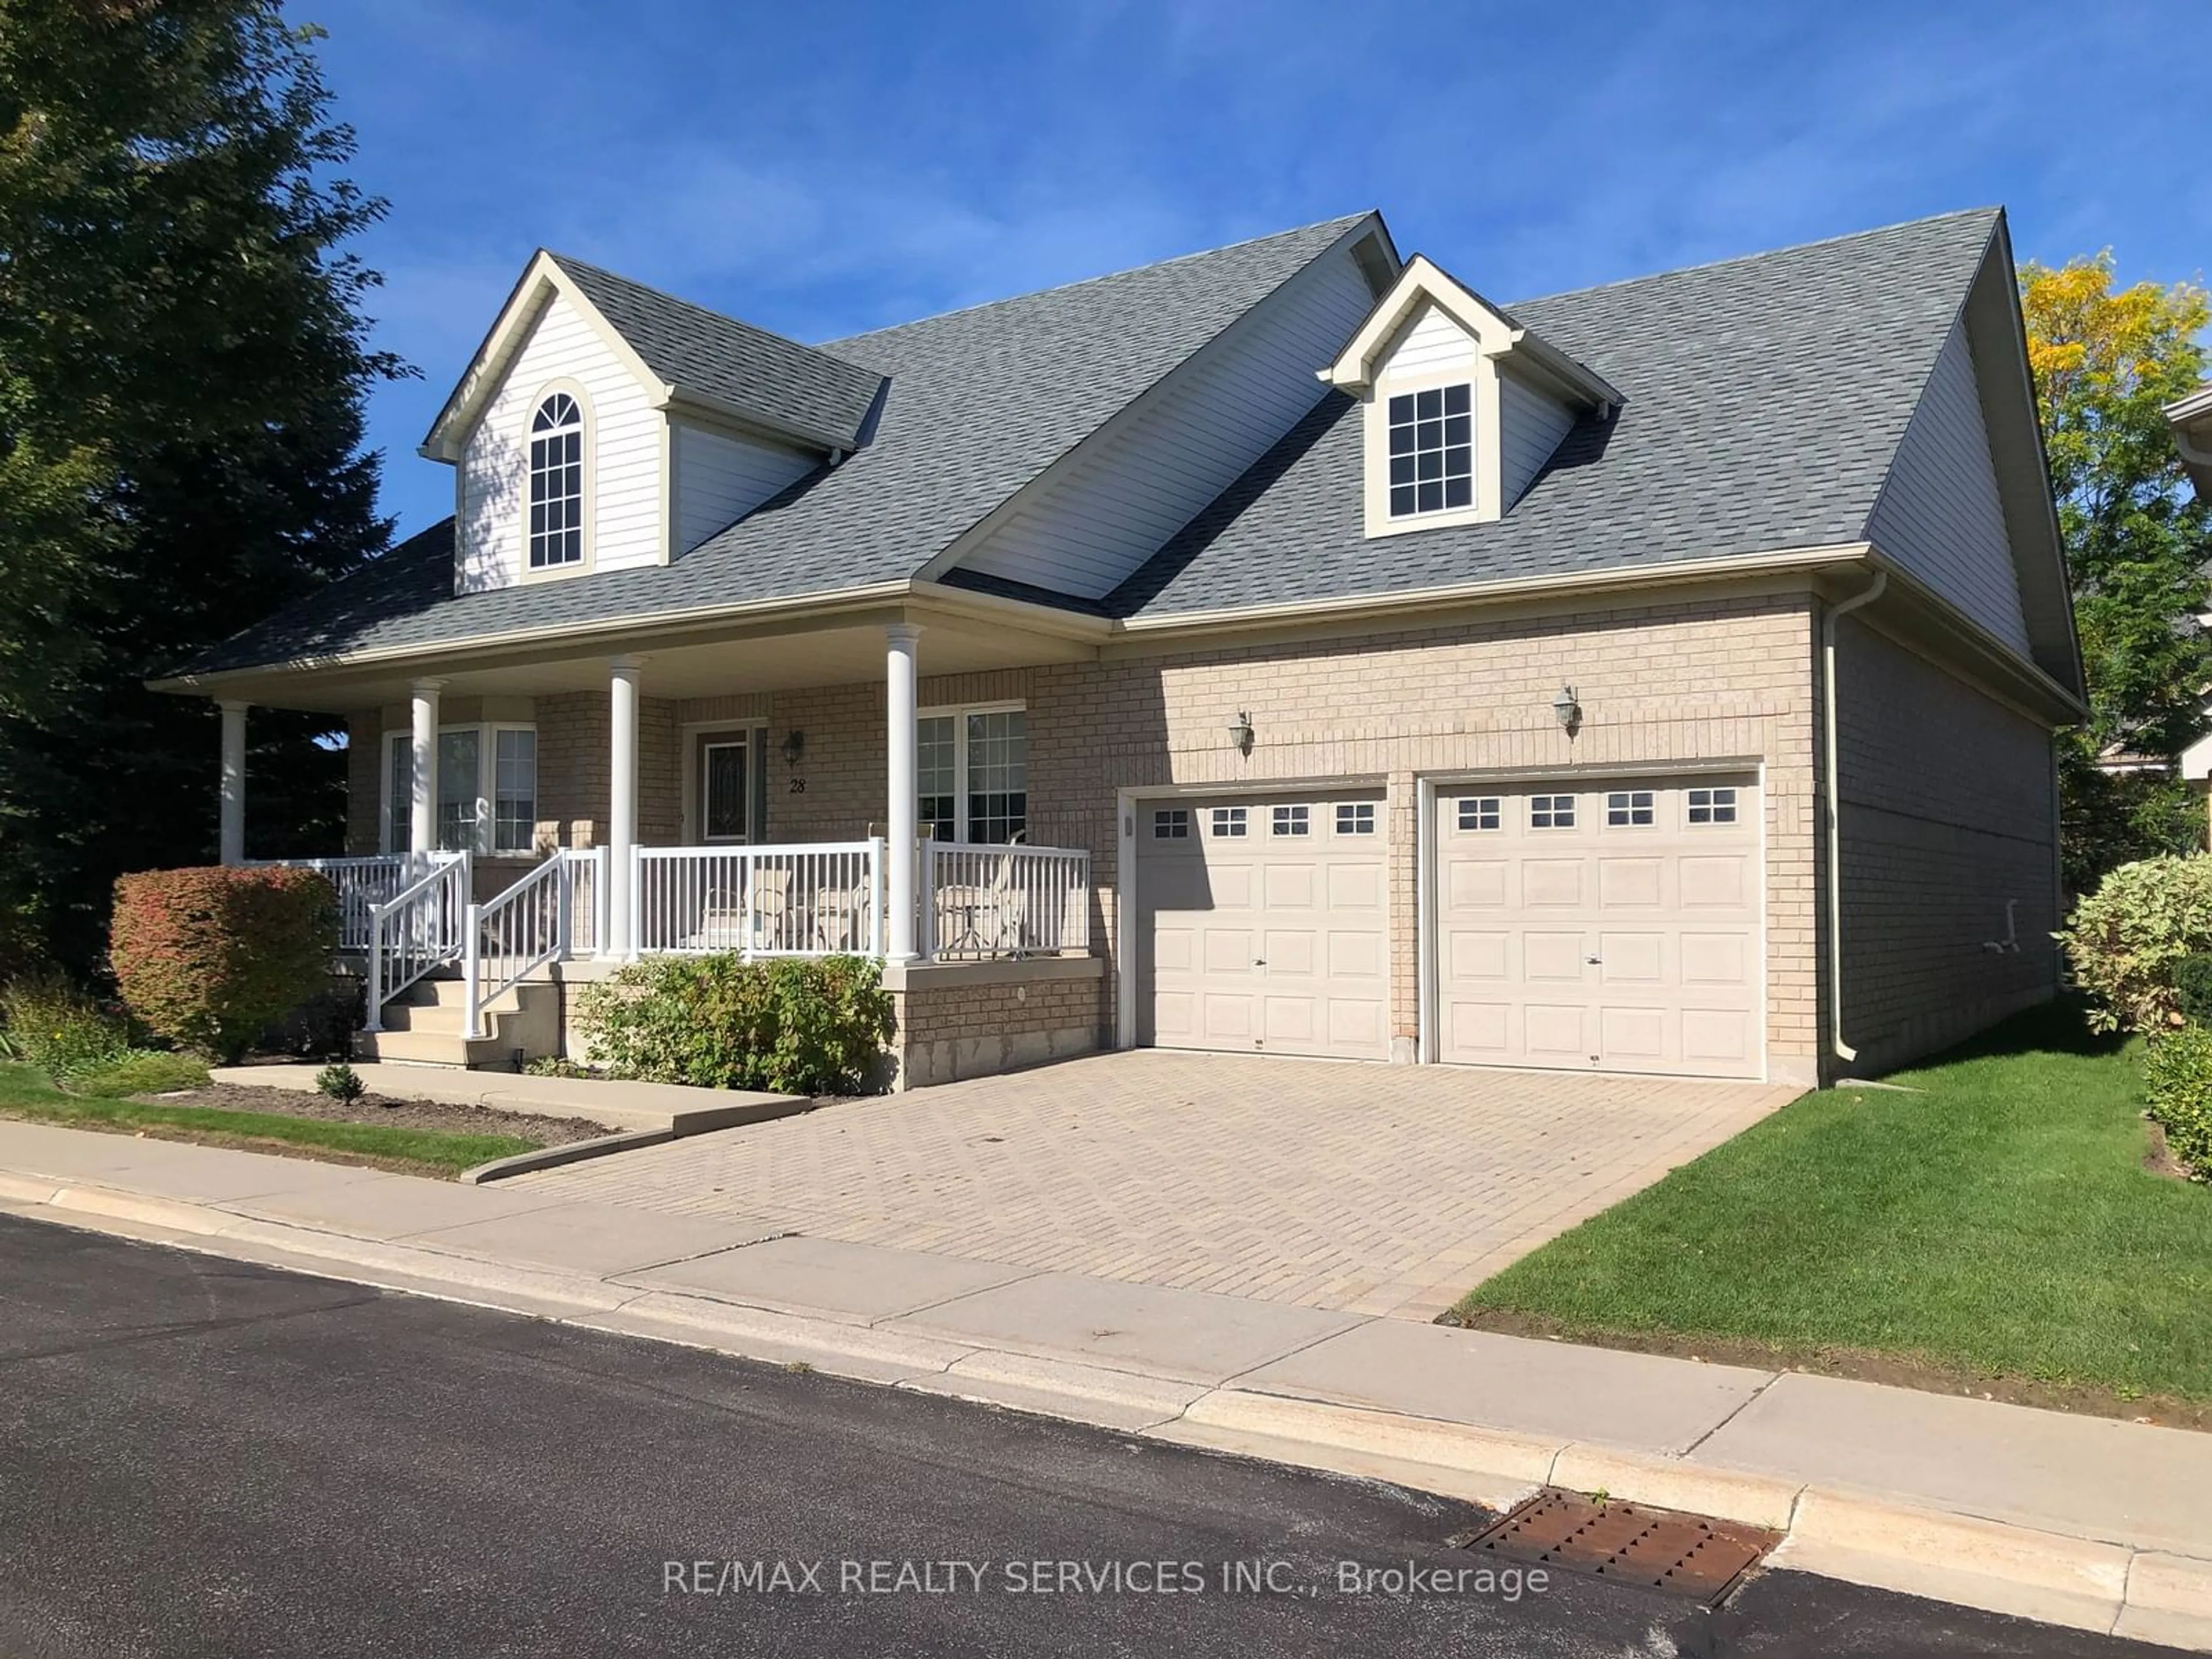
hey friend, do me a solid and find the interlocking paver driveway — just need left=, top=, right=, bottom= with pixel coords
left=520, top=1053, right=1799, bottom=1320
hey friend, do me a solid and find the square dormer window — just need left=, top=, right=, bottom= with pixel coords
left=1387, top=384, right=1473, bottom=518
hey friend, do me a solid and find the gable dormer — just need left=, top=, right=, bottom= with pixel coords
left=1321, top=255, right=1622, bottom=539
left=418, top=252, right=884, bottom=595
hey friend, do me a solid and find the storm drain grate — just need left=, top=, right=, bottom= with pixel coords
left=1454, top=1489, right=1778, bottom=1607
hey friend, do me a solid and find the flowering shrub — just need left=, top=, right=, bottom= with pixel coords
left=109, top=866, right=339, bottom=1063
left=2056, top=855, right=2212, bottom=1034
left=576, top=954, right=894, bottom=1094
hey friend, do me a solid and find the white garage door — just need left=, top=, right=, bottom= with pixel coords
left=1136, top=792, right=1389, bottom=1060
left=1433, top=776, right=1763, bottom=1079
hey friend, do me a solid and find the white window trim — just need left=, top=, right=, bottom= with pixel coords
left=521, top=378, right=596, bottom=584
left=1362, top=360, right=1504, bottom=540
left=917, top=699, right=1027, bottom=844
left=380, top=722, right=538, bottom=856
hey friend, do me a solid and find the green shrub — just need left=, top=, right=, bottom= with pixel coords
left=2143, top=1025, right=2212, bottom=1178
left=2176, top=955, right=2212, bottom=1027
left=67, top=1050, right=211, bottom=1098
left=2057, top=855, right=2212, bottom=1033
left=316, top=1062, right=365, bottom=1103
left=109, top=866, right=339, bottom=1064
left=576, top=954, right=895, bottom=1095
left=0, top=970, right=131, bottom=1078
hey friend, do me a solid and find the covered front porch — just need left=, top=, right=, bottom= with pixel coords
left=200, top=597, right=1108, bottom=1074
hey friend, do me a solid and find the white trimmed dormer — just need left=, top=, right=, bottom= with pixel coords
left=1321, top=255, right=1622, bottom=539
left=418, top=252, right=881, bottom=596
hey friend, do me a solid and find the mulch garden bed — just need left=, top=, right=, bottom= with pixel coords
left=129, top=1079, right=616, bottom=1147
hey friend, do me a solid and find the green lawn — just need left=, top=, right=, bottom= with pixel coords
left=1456, top=1002, right=2212, bottom=1405
left=0, top=1062, right=536, bottom=1177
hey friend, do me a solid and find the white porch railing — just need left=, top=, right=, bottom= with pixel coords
left=921, top=842, right=1091, bottom=959
left=253, top=854, right=429, bottom=952
left=362, top=852, right=471, bottom=1029
left=462, top=848, right=607, bottom=1039
left=632, top=840, right=885, bottom=957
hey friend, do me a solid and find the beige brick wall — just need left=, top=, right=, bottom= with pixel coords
left=342, top=585, right=1865, bottom=1082
left=344, top=713, right=382, bottom=855
left=892, top=963, right=1108, bottom=1089
left=1833, top=615, right=2060, bottom=1072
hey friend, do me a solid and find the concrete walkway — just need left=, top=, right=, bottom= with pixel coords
left=209, top=1062, right=802, bottom=1137
left=0, top=1119, right=2206, bottom=1647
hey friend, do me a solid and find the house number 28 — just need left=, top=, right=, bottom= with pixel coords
left=788, top=777, right=806, bottom=793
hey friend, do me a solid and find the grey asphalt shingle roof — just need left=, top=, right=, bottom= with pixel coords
left=1103, top=208, right=2002, bottom=617
left=184, top=214, right=1370, bottom=676
left=550, top=255, right=884, bottom=448
left=183, top=208, right=2001, bottom=678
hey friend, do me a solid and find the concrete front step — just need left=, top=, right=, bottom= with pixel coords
left=354, top=1027, right=514, bottom=1068
left=361, top=976, right=559, bottom=1070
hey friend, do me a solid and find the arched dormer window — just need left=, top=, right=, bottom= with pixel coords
left=528, top=391, right=585, bottom=570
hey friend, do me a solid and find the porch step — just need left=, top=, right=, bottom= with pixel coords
left=357, top=975, right=559, bottom=1071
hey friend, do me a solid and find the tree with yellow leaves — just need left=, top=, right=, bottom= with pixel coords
left=2020, top=256, right=2211, bottom=889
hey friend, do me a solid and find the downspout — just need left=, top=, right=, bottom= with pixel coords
left=1823, top=570, right=1887, bottom=1066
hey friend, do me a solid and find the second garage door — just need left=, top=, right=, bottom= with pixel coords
left=1136, top=791, right=1389, bottom=1060
left=1433, top=775, right=1764, bottom=1079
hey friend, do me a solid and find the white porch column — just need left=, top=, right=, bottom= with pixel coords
left=884, top=623, right=921, bottom=961
left=607, top=656, right=642, bottom=957
left=408, top=678, right=443, bottom=857
left=217, top=700, right=248, bottom=866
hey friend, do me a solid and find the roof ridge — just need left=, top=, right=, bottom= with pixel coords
left=1506, top=205, right=2001, bottom=309
left=822, top=211, right=1376, bottom=348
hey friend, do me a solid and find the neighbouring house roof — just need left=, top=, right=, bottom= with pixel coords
left=179, top=206, right=2033, bottom=683
left=548, top=253, right=885, bottom=450
left=2170, top=381, right=2212, bottom=497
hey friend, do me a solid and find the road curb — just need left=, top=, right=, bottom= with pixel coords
left=5, top=1170, right=2212, bottom=1650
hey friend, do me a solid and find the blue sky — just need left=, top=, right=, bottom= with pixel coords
left=310, top=0, right=2210, bottom=539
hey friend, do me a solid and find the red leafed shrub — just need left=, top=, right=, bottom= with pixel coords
left=109, top=867, right=339, bottom=1063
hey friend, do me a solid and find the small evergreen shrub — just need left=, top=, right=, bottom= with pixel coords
left=67, top=1050, right=211, bottom=1097
left=576, top=954, right=895, bottom=1095
left=0, top=971, right=131, bottom=1079
left=2143, top=1025, right=2212, bottom=1179
left=2174, top=954, right=2212, bottom=1027
left=315, top=1062, right=366, bottom=1103
left=110, top=866, right=339, bottom=1064
left=2058, top=855, right=2212, bottom=1033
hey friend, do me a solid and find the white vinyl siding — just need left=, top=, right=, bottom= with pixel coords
left=1498, top=369, right=1578, bottom=507
left=457, top=288, right=662, bottom=591
left=952, top=244, right=1381, bottom=600
left=1865, top=319, right=2032, bottom=655
left=672, top=419, right=819, bottom=553
left=1383, top=300, right=1478, bottom=377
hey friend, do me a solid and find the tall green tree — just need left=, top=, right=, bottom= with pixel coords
left=0, top=0, right=406, bottom=972
left=2020, top=255, right=2212, bottom=892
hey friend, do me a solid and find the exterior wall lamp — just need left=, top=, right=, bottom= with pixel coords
left=1226, top=711, right=1255, bottom=756
left=1552, top=685, right=1581, bottom=733
left=781, top=729, right=805, bottom=767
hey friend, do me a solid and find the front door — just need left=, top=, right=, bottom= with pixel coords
left=691, top=729, right=760, bottom=844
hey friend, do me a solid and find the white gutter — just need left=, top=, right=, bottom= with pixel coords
left=1823, top=570, right=1887, bottom=1065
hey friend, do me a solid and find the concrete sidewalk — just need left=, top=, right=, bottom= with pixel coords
left=1, top=1118, right=2207, bottom=1647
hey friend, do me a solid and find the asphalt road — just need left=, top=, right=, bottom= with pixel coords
left=0, top=1212, right=2178, bottom=1658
